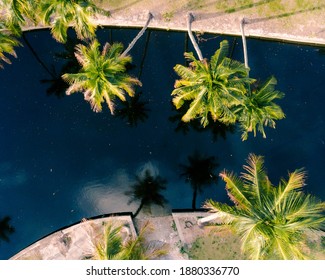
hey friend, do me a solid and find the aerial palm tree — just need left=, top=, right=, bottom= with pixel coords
left=172, top=13, right=252, bottom=128
left=62, top=40, right=141, bottom=113
left=236, top=76, right=285, bottom=140
left=125, top=169, right=168, bottom=218
left=62, top=12, right=153, bottom=113
left=172, top=14, right=284, bottom=140
left=0, top=216, right=15, bottom=243
left=172, top=39, right=252, bottom=127
left=0, top=23, right=21, bottom=68
left=180, top=152, right=218, bottom=210
left=199, top=154, right=325, bottom=260
left=237, top=18, right=285, bottom=140
left=39, top=0, right=110, bottom=43
left=90, top=221, right=167, bottom=260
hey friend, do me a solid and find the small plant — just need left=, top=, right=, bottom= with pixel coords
left=162, top=11, right=174, bottom=22
left=60, top=233, right=72, bottom=248
left=321, top=236, right=325, bottom=249
left=171, top=221, right=177, bottom=231
left=175, top=240, right=188, bottom=256
left=179, top=245, right=189, bottom=255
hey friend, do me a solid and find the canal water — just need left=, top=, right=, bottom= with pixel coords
left=0, top=28, right=324, bottom=259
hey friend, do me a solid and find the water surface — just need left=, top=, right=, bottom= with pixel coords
left=0, top=28, right=324, bottom=259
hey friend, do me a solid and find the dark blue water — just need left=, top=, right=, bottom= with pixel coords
left=0, top=28, right=324, bottom=259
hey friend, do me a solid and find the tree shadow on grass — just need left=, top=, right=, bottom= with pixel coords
left=248, top=4, right=325, bottom=24
left=192, top=0, right=275, bottom=21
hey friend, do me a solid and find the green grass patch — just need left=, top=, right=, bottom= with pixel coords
left=188, top=230, right=247, bottom=260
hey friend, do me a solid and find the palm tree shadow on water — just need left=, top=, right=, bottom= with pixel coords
left=115, top=92, right=150, bottom=126
left=40, top=32, right=83, bottom=98
left=124, top=169, right=168, bottom=218
left=180, top=151, right=219, bottom=210
left=0, top=216, right=15, bottom=244
left=169, top=102, right=236, bottom=142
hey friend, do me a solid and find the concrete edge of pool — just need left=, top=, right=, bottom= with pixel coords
left=10, top=211, right=212, bottom=260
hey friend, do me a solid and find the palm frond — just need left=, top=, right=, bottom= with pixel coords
left=220, top=170, right=251, bottom=210
left=39, top=0, right=106, bottom=43
left=241, top=154, right=268, bottom=206
left=274, top=169, right=306, bottom=209
left=210, top=40, right=229, bottom=68
left=0, top=27, right=21, bottom=68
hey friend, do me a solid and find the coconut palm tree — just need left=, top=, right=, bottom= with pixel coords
left=0, top=23, right=21, bottom=68
left=125, top=169, right=168, bottom=218
left=172, top=14, right=284, bottom=140
left=0, top=216, right=15, bottom=243
left=236, top=76, right=285, bottom=140
left=62, top=40, right=141, bottom=113
left=172, top=39, right=252, bottom=127
left=62, top=12, right=153, bottom=113
left=39, top=0, right=110, bottom=43
left=180, top=152, right=218, bottom=210
left=199, top=154, right=325, bottom=260
left=172, top=13, right=252, bottom=128
left=237, top=18, right=285, bottom=140
left=90, top=221, right=167, bottom=260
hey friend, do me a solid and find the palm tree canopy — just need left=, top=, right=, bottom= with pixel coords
left=40, top=0, right=110, bottom=43
left=236, top=76, right=285, bottom=140
left=204, top=154, right=325, bottom=260
left=91, top=221, right=167, bottom=260
left=62, top=40, right=141, bottom=114
left=0, top=23, right=21, bottom=68
left=172, top=40, right=253, bottom=127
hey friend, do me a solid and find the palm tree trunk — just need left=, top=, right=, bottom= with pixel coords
left=184, top=31, right=189, bottom=66
left=121, top=12, right=153, bottom=57
left=133, top=201, right=145, bottom=218
left=240, top=18, right=249, bottom=70
left=192, top=185, right=198, bottom=210
left=187, top=13, right=203, bottom=61
left=197, top=213, right=220, bottom=227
